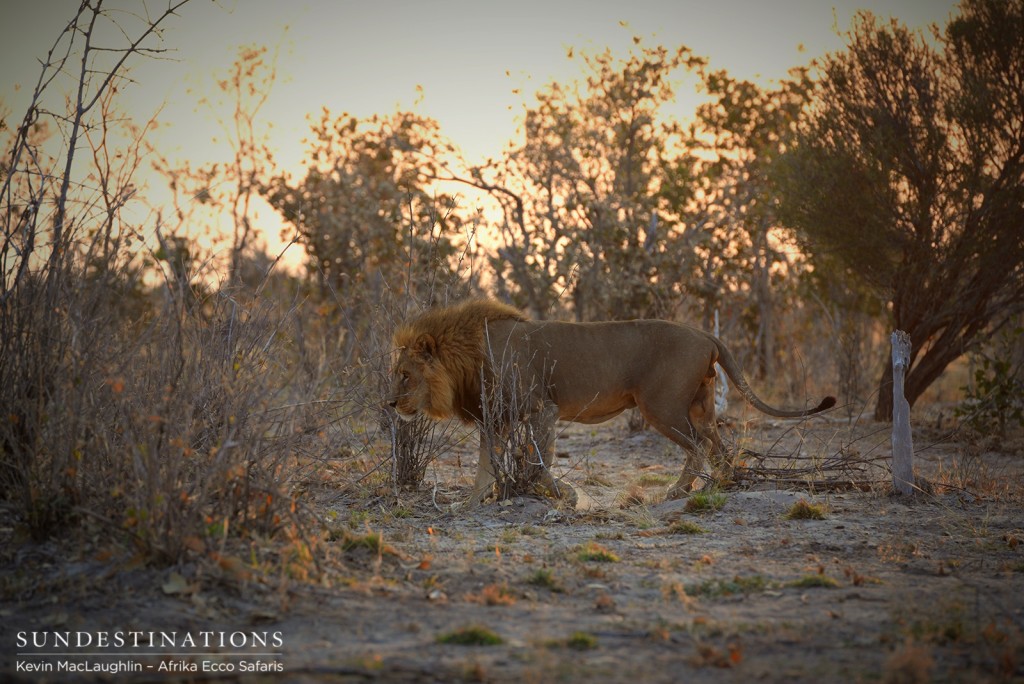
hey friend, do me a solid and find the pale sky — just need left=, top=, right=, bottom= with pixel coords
left=1, top=0, right=959, bottom=266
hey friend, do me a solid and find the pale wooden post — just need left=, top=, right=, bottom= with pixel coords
left=890, top=331, right=915, bottom=495
left=714, top=309, right=729, bottom=415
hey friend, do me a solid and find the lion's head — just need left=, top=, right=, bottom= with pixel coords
left=388, top=299, right=527, bottom=422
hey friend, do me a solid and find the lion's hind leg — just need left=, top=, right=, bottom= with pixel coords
left=644, top=364, right=728, bottom=500
left=665, top=434, right=713, bottom=500
left=637, top=403, right=707, bottom=500
left=688, top=370, right=734, bottom=486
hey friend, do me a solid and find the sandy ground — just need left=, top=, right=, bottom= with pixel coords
left=3, top=412, right=1023, bottom=683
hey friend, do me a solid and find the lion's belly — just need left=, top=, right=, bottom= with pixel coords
left=553, top=390, right=638, bottom=424
left=563, top=406, right=631, bottom=424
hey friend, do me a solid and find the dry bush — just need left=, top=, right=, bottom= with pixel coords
left=0, top=262, right=330, bottom=565
left=112, top=289, right=326, bottom=561
left=0, top=3, right=338, bottom=572
left=355, top=291, right=464, bottom=494
left=477, top=331, right=557, bottom=499
left=377, top=341, right=452, bottom=492
left=0, top=268, right=130, bottom=535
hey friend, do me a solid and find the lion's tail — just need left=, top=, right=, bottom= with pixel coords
left=711, top=337, right=836, bottom=418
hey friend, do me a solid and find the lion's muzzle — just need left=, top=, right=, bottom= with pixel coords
left=388, top=398, right=417, bottom=421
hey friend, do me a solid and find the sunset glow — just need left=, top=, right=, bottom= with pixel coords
left=2, top=0, right=958, bottom=273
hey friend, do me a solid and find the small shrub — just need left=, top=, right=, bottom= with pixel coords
left=333, top=529, right=399, bottom=558
left=526, top=568, right=565, bottom=593
left=786, top=574, right=840, bottom=589
left=565, top=631, right=598, bottom=651
left=384, top=412, right=441, bottom=489
left=635, top=473, right=674, bottom=487
left=617, top=484, right=648, bottom=509
left=372, top=295, right=464, bottom=493
left=955, top=328, right=1024, bottom=437
left=478, top=339, right=553, bottom=499
left=687, top=575, right=768, bottom=598
left=882, top=640, right=934, bottom=684
left=785, top=499, right=827, bottom=520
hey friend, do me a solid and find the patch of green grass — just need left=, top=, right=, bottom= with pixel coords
left=566, top=631, right=598, bottom=650
left=437, top=626, right=504, bottom=646
left=577, top=542, right=620, bottom=563
left=595, top=530, right=625, bottom=541
left=668, top=520, right=707, bottom=535
left=627, top=508, right=658, bottom=530
left=636, top=473, right=674, bottom=487
left=331, top=529, right=398, bottom=557
left=526, top=568, right=565, bottom=593
left=347, top=510, right=371, bottom=528
left=902, top=603, right=969, bottom=645
left=786, top=574, right=840, bottom=589
left=545, top=630, right=599, bottom=651
left=684, top=490, right=727, bottom=514
left=339, top=530, right=384, bottom=552
left=686, top=575, right=769, bottom=598
left=785, top=499, right=827, bottom=520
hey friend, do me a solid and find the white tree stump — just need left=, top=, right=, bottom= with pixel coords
left=714, top=309, right=729, bottom=415
left=891, top=330, right=915, bottom=495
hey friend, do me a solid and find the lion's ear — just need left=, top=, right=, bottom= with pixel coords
left=413, top=333, right=438, bottom=361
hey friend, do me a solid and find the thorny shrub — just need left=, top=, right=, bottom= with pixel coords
left=364, top=295, right=464, bottom=493
left=478, top=330, right=555, bottom=499
left=956, top=327, right=1024, bottom=438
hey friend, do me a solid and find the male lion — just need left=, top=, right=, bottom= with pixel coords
left=389, top=299, right=835, bottom=503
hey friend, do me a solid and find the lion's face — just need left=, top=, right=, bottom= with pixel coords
left=389, top=349, right=426, bottom=420
left=388, top=334, right=456, bottom=421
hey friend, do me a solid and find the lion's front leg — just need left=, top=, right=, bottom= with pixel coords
left=528, top=403, right=577, bottom=506
left=468, top=430, right=499, bottom=505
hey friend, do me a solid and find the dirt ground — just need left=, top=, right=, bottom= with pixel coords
left=3, top=410, right=1024, bottom=683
